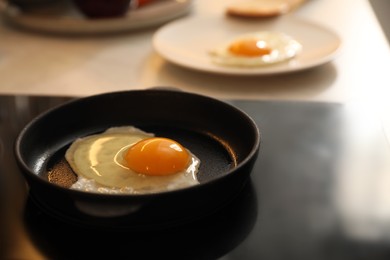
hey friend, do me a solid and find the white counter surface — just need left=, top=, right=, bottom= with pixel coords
left=0, top=0, right=389, bottom=106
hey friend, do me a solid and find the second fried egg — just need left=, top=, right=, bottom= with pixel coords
left=65, top=126, right=200, bottom=194
left=209, top=31, right=302, bottom=67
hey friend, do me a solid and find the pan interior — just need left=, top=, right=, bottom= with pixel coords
left=43, top=125, right=236, bottom=189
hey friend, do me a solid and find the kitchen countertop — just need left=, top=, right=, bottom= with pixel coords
left=0, top=0, right=389, bottom=107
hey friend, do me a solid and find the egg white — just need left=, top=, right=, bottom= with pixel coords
left=209, top=31, right=302, bottom=67
left=65, top=126, right=200, bottom=194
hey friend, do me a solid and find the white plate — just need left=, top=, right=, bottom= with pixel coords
left=153, top=15, right=342, bottom=75
left=0, top=0, right=192, bottom=34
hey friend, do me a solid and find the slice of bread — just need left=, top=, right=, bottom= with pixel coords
left=226, top=0, right=305, bottom=18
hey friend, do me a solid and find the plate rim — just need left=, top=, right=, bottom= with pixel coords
left=0, top=0, right=193, bottom=34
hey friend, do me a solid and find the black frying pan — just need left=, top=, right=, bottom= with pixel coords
left=15, top=89, right=260, bottom=229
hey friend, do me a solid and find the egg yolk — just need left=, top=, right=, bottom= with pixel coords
left=124, top=137, right=190, bottom=176
left=228, top=38, right=272, bottom=57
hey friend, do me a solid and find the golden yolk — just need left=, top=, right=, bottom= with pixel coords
left=228, top=38, right=272, bottom=57
left=124, top=137, right=190, bottom=176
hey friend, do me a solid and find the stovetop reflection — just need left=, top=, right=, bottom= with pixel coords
left=23, top=180, right=257, bottom=260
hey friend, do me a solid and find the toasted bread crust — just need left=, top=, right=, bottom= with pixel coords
left=226, top=0, right=305, bottom=18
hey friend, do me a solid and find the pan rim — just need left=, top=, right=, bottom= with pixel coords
left=14, top=88, right=261, bottom=199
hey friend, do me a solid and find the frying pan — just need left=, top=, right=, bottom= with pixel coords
left=15, top=89, right=260, bottom=229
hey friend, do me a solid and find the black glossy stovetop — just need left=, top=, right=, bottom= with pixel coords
left=1, top=94, right=390, bottom=260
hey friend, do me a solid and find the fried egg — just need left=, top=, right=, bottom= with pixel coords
left=65, top=126, right=200, bottom=194
left=209, top=31, right=302, bottom=67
